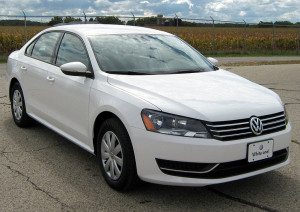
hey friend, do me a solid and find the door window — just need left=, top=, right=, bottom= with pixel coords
left=25, top=40, right=36, bottom=56
left=56, top=33, right=90, bottom=69
left=31, top=32, right=62, bottom=63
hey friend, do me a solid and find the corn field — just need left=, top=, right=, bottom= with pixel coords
left=0, top=26, right=299, bottom=56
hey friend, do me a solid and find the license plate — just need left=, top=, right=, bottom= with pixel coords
left=248, top=140, right=273, bottom=163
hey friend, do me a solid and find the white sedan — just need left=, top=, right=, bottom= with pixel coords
left=6, top=24, right=291, bottom=191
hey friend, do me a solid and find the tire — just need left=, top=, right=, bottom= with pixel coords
left=10, top=82, right=35, bottom=127
left=97, top=118, right=139, bottom=191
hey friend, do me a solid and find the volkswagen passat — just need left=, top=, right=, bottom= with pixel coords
left=6, top=25, right=291, bottom=190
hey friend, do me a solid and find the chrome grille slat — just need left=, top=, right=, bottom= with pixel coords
left=263, top=118, right=286, bottom=126
left=213, top=132, right=253, bottom=138
left=206, top=122, right=249, bottom=128
left=261, top=114, right=285, bottom=121
left=205, top=112, right=287, bottom=141
left=210, top=126, right=250, bottom=133
left=264, top=123, right=286, bottom=131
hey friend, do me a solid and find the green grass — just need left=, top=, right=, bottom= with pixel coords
left=0, top=53, right=8, bottom=63
left=205, top=52, right=300, bottom=57
left=222, top=60, right=300, bottom=66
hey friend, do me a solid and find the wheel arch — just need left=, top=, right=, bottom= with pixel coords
left=9, top=78, right=20, bottom=102
left=93, top=111, right=130, bottom=155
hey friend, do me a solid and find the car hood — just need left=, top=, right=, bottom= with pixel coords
left=107, top=69, right=283, bottom=122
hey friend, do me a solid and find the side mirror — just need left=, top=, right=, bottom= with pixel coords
left=60, top=62, right=92, bottom=77
left=207, top=57, right=218, bottom=66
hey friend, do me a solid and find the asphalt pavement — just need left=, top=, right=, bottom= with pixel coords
left=0, top=61, right=299, bottom=211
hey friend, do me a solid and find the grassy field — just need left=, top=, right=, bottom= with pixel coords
left=0, top=25, right=299, bottom=60
left=152, top=26, right=299, bottom=54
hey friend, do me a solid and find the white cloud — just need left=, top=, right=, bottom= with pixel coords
left=0, top=0, right=299, bottom=23
left=239, top=11, right=246, bottom=16
left=174, top=0, right=194, bottom=9
left=278, top=9, right=300, bottom=20
left=206, top=2, right=227, bottom=12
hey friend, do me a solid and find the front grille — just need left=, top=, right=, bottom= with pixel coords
left=205, top=111, right=287, bottom=141
left=156, top=149, right=288, bottom=179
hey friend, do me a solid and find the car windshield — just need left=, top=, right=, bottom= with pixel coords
left=89, top=34, right=214, bottom=75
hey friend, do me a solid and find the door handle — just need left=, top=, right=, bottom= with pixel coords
left=46, top=76, right=55, bottom=82
left=20, top=66, right=27, bottom=71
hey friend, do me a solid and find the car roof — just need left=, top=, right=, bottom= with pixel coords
left=48, top=24, right=172, bottom=36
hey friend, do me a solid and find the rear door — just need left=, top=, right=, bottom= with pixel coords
left=20, top=32, right=62, bottom=120
left=45, top=32, right=93, bottom=144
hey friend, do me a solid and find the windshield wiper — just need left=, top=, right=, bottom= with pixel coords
left=169, top=69, right=206, bottom=74
left=106, top=71, right=153, bottom=75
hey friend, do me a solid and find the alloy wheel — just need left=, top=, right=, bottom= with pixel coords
left=101, top=131, right=123, bottom=180
left=13, top=90, right=23, bottom=120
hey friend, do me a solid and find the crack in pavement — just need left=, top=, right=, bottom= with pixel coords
left=281, top=96, right=300, bottom=102
left=292, top=140, right=300, bottom=145
left=2, top=143, right=66, bottom=154
left=0, top=95, right=7, bottom=98
left=206, top=187, right=279, bottom=212
left=267, top=87, right=300, bottom=92
left=0, top=146, right=19, bottom=165
left=0, top=152, right=19, bottom=165
left=2, top=164, right=74, bottom=211
left=259, top=83, right=278, bottom=86
left=0, top=102, right=10, bottom=106
left=285, top=103, right=300, bottom=106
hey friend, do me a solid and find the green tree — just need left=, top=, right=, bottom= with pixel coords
left=64, top=16, right=82, bottom=23
left=89, top=17, right=94, bottom=22
left=274, top=21, right=293, bottom=25
left=258, top=21, right=273, bottom=28
left=48, top=16, right=63, bottom=26
left=127, top=16, right=157, bottom=26
left=95, top=16, right=124, bottom=25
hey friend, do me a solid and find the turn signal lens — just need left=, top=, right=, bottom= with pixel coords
left=142, top=114, right=156, bottom=131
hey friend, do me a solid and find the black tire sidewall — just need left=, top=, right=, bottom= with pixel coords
left=97, top=118, right=137, bottom=191
left=10, top=83, right=33, bottom=127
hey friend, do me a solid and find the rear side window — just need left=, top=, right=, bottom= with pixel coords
left=25, top=40, right=36, bottom=56
left=56, top=33, right=89, bottom=68
left=31, top=32, right=61, bottom=63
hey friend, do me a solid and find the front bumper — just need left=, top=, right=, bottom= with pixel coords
left=130, top=123, right=291, bottom=186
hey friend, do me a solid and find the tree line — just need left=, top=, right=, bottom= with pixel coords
left=1, top=16, right=299, bottom=27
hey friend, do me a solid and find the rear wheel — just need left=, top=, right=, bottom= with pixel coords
left=97, top=118, right=139, bottom=191
left=10, top=82, right=35, bottom=127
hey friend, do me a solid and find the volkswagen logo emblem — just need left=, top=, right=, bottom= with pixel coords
left=250, top=117, right=263, bottom=135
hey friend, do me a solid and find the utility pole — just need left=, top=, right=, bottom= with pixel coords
left=22, top=10, right=27, bottom=42
left=175, top=14, right=179, bottom=36
left=210, top=16, right=215, bottom=54
left=131, top=12, right=135, bottom=26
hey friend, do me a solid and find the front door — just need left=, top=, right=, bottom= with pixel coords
left=46, top=33, right=93, bottom=146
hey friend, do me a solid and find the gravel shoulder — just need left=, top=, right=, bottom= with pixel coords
left=216, top=56, right=300, bottom=65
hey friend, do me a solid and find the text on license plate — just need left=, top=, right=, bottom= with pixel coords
left=248, top=140, right=273, bottom=163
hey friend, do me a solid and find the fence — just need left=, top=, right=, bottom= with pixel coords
left=0, top=12, right=300, bottom=56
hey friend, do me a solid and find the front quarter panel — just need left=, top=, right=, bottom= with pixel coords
left=89, top=76, right=159, bottom=150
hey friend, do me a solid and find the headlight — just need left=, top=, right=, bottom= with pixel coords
left=141, top=109, right=211, bottom=138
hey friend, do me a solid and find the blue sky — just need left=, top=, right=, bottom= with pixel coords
left=1, top=0, right=299, bottom=23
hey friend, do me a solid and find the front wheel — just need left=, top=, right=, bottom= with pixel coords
left=97, top=118, right=139, bottom=191
left=10, top=82, right=35, bottom=127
